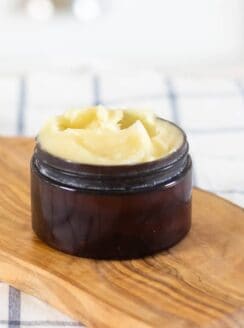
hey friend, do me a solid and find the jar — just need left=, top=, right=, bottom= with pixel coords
left=31, top=119, right=192, bottom=260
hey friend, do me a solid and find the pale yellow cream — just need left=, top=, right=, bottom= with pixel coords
left=38, top=106, right=183, bottom=165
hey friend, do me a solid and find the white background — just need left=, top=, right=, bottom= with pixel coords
left=0, top=0, right=244, bottom=72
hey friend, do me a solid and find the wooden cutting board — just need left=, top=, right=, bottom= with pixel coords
left=0, top=137, right=243, bottom=328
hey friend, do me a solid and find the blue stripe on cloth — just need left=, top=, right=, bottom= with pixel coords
left=234, top=79, right=244, bottom=96
left=165, top=77, right=197, bottom=186
left=190, top=155, right=197, bottom=187
left=8, top=287, right=21, bottom=328
left=16, top=77, right=26, bottom=135
left=93, top=74, right=101, bottom=105
left=165, top=78, right=180, bottom=124
left=2, top=321, right=82, bottom=327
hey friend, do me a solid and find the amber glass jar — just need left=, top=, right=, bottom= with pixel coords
left=31, top=120, right=192, bottom=260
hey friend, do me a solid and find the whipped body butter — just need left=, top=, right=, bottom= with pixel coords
left=31, top=106, right=192, bottom=259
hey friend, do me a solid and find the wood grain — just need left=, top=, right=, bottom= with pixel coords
left=0, top=137, right=243, bottom=327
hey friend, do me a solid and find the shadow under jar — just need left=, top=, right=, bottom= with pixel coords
left=31, top=120, right=192, bottom=260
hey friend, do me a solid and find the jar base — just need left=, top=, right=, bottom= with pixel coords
left=33, top=224, right=191, bottom=260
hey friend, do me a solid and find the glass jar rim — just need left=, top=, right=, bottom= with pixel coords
left=35, top=118, right=187, bottom=175
left=32, top=118, right=190, bottom=194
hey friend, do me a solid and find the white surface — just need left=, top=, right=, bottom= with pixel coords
left=178, top=96, right=244, bottom=130
left=0, top=0, right=244, bottom=70
left=0, top=76, right=19, bottom=135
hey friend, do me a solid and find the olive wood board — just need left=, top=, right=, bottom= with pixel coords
left=0, top=137, right=243, bottom=328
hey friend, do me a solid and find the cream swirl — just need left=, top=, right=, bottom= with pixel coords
left=38, top=106, right=183, bottom=165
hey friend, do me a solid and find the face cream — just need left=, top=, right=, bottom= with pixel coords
left=38, top=106, right=183, bottom=165
left=31, top=107, right=192, bottom=260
